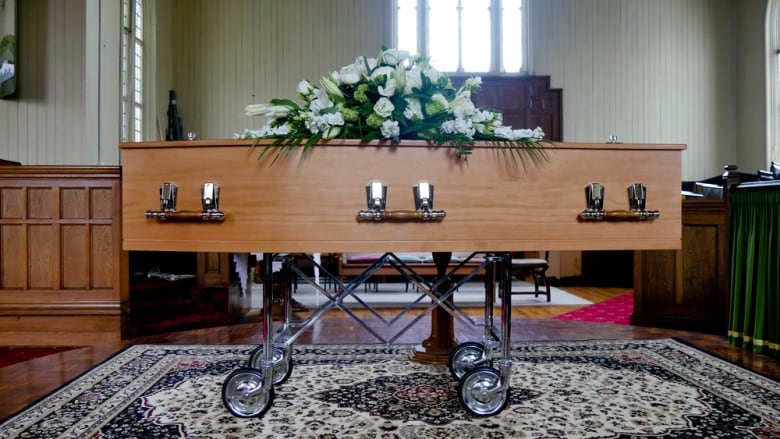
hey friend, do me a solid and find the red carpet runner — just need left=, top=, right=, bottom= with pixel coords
left=552, top=292, right=633, bottom=325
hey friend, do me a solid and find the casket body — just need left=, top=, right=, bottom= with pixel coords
left=120, top=139, right=684, bottom=253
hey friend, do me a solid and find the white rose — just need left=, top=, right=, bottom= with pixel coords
left=373, top=97, right=395, bottom=118
left=337, top=57, right=365, bottom=85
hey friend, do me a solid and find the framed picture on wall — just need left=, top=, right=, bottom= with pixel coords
left=0, top=0, right=17, bottom=98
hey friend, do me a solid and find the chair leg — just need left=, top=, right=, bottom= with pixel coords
left=540, top=273, right=551, bottom=302
left=532, top=275, right=540, bottom=298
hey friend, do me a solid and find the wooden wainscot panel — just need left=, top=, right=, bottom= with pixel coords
left=120, top=140, right=684, bottom=254
left=0, top=166, right=125, bottom=345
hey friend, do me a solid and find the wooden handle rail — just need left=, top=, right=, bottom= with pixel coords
left=146, top=210, right=225, bottom=222
left=357, top=209, right=446, bottom=222
left=579, top=209, right=660, bottom=222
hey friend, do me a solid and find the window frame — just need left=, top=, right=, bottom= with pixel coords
left=121, top=0, right=144, bottom=142
left=393, top=0, right=528, bottom=74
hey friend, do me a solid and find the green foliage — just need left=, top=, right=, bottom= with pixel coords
left=238, top=48, right=549, bottom=166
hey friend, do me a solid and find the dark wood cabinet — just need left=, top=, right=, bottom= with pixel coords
left=632, top=199, right=730, bottom=334
left=449, top=75, right=563, bottom=142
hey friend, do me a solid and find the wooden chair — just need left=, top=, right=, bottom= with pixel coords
left=508, top=251, right=551, bottom=302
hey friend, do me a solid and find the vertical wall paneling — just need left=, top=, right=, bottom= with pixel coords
left=85, top=0, right=100, bottom=163
left=0, top=0, right=88, bottom=166
left=162, top=0, right=392, bottom=142
left=98, top=1, right=122, bottom=166
left=528, top=0, right=741, bottom=180
left=0, top=1, right=769, bottom=178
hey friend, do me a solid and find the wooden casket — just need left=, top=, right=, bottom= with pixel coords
left=120, top=139, right=684, bottom=254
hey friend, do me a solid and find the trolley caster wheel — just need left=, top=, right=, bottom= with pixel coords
left=222, top=367, right=275, bottom=418
left=449, top=342, right=487, bottom=380
left=249, top=345, right=293, bottom=385
left=457, top=366, right=510, bottom=417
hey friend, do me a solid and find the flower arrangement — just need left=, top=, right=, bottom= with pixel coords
left=236, top=48, right=548, bottom=164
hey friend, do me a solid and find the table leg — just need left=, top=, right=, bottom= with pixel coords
left=412, top=251, right=458, bottom=364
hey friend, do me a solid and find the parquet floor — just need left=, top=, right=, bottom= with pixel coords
left=0, top=286, right=777, bottom=420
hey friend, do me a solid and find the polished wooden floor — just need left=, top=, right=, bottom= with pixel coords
left=1, top=286, right=778, bottom=420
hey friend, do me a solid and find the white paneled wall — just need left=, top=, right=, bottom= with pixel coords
left=528, top=0, right=738, bottom=180
left=160, top=0, right=393, bottom=142
left=0, top=0, right=768, bottom=178
left=0, top=0, right=88, bottom=165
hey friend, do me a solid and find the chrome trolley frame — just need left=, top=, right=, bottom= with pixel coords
left=221, top=251, right=516, bottom=418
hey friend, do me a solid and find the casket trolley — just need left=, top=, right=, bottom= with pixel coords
left=119, top=139, right=684, bottom=419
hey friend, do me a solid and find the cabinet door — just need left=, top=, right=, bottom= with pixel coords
left=632, top=200, right=729, bottom=333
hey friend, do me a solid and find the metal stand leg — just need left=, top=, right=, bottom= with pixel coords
left=454, top=253, right=512, bottom=417
left=221, top=252, right=278, bottom=417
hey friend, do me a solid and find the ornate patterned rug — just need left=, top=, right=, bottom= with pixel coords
left=1, top=339, right=778, bottom=438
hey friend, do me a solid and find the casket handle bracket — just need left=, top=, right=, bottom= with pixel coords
left=578, top=182, right=660, bottom=222
left=357, top=181, right=445, bottom=222
left=146, top=182, right=225, bottom=222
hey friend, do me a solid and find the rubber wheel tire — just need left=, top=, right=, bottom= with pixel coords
left=457, top=366, right=510, bottom=417
left=222, top=367, right=275, bottom=418
left=249, top=345, right=293, bottom=385
left=448, top=341, right=486, bottom=380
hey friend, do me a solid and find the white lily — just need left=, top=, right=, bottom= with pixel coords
left=245, top=103, right=291, bottom=119
left=378, top=78, right=397, bottom=97
left=404, top=66, right=423, bottom=94
left=319, top=75, right=344, bottom=100
left=309, top=88, right=335, bottom=113
left=379, top=48, right=409, bottom=66
left=370, top=66, right=395, bottom=82
left=393, top=64, right=406, bottom=95
left=449, top=90, right=476, bottom=119
left=297, top=80, right=315, bottom=101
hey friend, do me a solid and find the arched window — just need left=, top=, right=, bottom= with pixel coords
left=769, top=0, right=780, bottom=161
left=394, top=0, right=526, bottom=73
